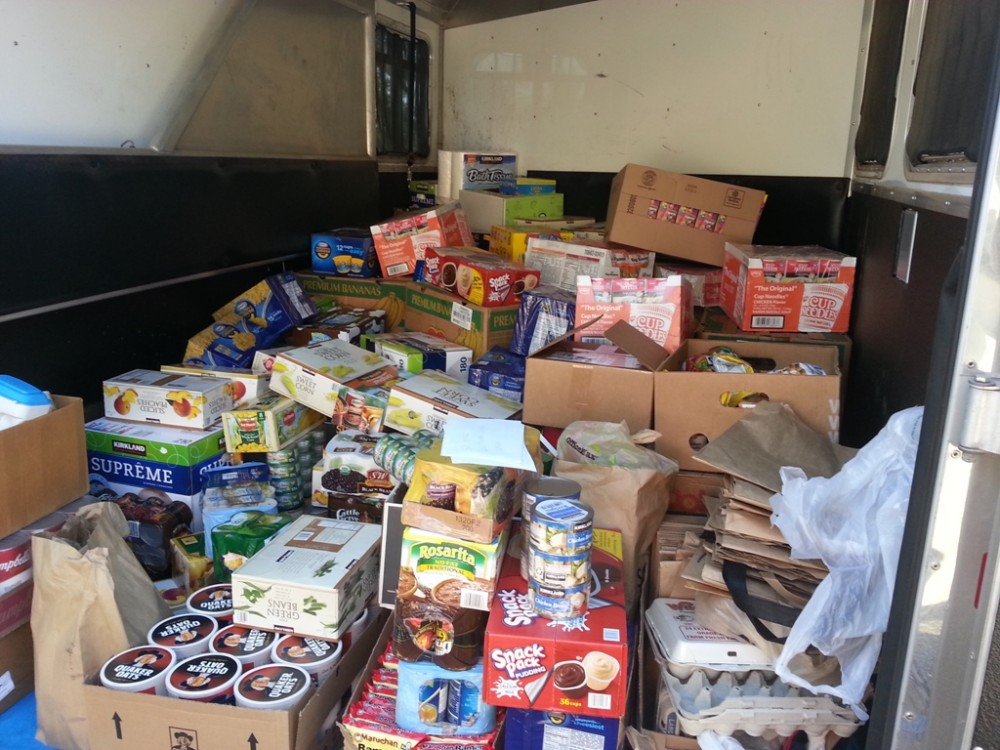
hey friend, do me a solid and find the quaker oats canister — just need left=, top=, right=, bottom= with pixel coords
left=148, top=613, right=219, bottom=659
left=235, top=664, right=312, bottom=711
left=99, top=645, right=176, bottom=695
left=210, top=624, right=277, bottom=670
left=165, top=653, right=242, bottom=703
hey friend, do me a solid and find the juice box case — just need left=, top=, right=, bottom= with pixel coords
left=102, top=369, right=234, bottom=429
left=484, top=528, right=629, bottom=719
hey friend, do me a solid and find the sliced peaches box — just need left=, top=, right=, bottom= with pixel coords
left=102, top=368, right=235, bottom=430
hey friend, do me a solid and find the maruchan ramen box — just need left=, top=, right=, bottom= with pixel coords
left=484, top=528, right=629, bottom=718
left=295, top=273, right=408, bottom=332
left=605, top=164, right=767, bottom=267
left=403, top=282, right=520, bottom=360
left=268, top=340, right=398, bottom=431
left=230, top=515, right=381, bottom=639
left=421, top=246, right=541, bottom=308
left=524, top=238, right=655, bottom=292
left=311, top=227, right=378, bottom=277
left=575, top=275, right=695, bottom=356
left=361, top=331, right=473, bottom=382
left=102, top=369, right=234, bottom=429
left=654, top=261, right=723, bottom=308
left=221, top=393, right=325, bottom=453
left=370, top=202, right=474, bottom=278
left=160, top=363, right=270, bottom=409
left=719, top=243, right=856, bottom=333
left=385, top=370, right=522, bottom=435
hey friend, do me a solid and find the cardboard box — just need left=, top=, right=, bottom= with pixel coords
left=460, top=189, right=565, bottom=235
left=0, top=621, right=33, bottom=715
left=499, top=177, right=557, bottom=196
left=670, top=471, right=725, bottom=516
left=102, top=369, right=234, bottom=429
left=311, top=228, right=378, bottom=277
left=285, top=306, right=388, bottom=347
left=231, top=515, right=381, bottom=639
left=488, top=224, right=570, bottom=264
left=0, top=395, right=87, bottom=539
left=385, top=370, right=522, bottom=435
left=295, top=273, right=408, bottom=332
left=468, top=347, right=527, bottom=403
left=524, top=237, right=656, bottom=291
left=85, top=417, right=226, bottom=467
left=84, top=607, right=386, bottom=750
left=171, top=532, right=212, bottom=594
left=653, top=338, right=842, bottom=471
left=421, top=245, right=541, bottom=307
left=360, top=331, right=473, bottom=381
left=310, top=429, right=398, bottom=502
left=720, top=243, right=856, bottom=333
left=697, top=306, right=853, bottom=373
left=268, top=340, right=398, bottom=427
left=252, top=346, right=295, bottom=375
left=484, top=528, right=629, bottom=718
left=160, top=364, right=270, bottom=409
left=605, top=164, right=767, bottom=267
left=575, top=275, right=695, bottom=355
left=369, top=202, right=475, bottom=278
left=522, top=322, right=669, bottom=433
left=654, top=261, right=723, bottom=308
left=402, top=282, right=520, bottom=360
left=221, top=393, right=326, bottom=453
left=439, top=150, right=517, bottom=201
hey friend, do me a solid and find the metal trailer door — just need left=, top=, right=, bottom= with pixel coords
left=865, top=28, right=1000, bottom=750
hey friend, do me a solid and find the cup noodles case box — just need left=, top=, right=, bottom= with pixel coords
left=524, top=238, right=656, bottom=292
left=385, top=370, right=522, bottom=435
left=421, top=246, right=541, bottom=308
left=720, top=243, right=857, bottom=333
left=231, top=515, right=381, bottom=640
left=605, top=164, right=768, bottom=267
left=103, top=369, right=235, bottom=429
left=370, top=202, right=475, bottom=278
left=268, top=339, right=398, bottom=430
left=654, top=262, right=723, bottom=308
left=484, top=528, right=628, bottom=719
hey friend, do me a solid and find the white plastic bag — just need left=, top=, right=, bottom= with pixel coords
left=770, top=405, right=924, bottom=719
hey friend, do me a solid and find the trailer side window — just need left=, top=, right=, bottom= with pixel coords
left=906, top=1, right=1000, bottom=170
left=375, top=23, right=430, bottom=158
left=854, top=1, right=908, bottom=170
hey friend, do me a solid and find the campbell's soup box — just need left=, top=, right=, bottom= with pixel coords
left=483, top=528, right=628, bottom=718
left=99, top=646, right=176, bottom=695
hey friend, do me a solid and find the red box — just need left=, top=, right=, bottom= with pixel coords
left=422, top=245, right=541, bottom=307
left=369, top=202, right=474, bottom=278
left=484, top=528, right=629, bottom=719
left=720, top=243, right=856, bottom=333
left=575, top=275, right=695, bottom=355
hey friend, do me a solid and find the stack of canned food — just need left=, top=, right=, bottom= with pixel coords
left=372, top=429, right=437, bottom=485
left=520, top=476, right=594, bottom=621
left=264, top=428, right=325, bottom=511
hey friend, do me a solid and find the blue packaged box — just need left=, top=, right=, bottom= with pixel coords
left=311, top=227, right=379, bottom=277
left=509, top=284, right=577, bottom=357
left=467, top=346, right=526, bottom=403
left=505, top=708, right=622, bottom=750
left=498, top=177, right=558, bottom=196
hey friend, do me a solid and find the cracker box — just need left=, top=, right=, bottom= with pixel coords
left=484, top=528, right=629, bottom=718
left=311, top=227, right=378, bottom=277
left=575, top=275, right=695, bottom=355
left=160, top=363, right=270, bottom=409
left=369, top=202, right=474, bottom=278
left=311, top=429, right=398, bottom=504
left=605, top=165, right=768, bottom=267
left=421, top=246, right=541, bottom=308
left=403, top=282, right=520, bottom=360
left=719, top=243, right=857, bottom=333
left=524, top=238, right=656, bottom=291
left=221, top=393, right=325, bottom=453
left=397, top=525, right=508, bottom=612
left=385, top=370, right=522, bottom=435
left=268, top=340, right=398, bottom=430
left=654, top=261, right=723, bottom=308
left=102, top=369, right=234, bottom=429
left=361, top=331, right=473, bottom=381
left=231, top=515, right=381, bottom=639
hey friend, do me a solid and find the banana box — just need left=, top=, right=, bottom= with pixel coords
left=221, top=393, right=325, bottom=453
left=294, top=273, right=408, bottom=332
left=403, top=282, right=520, bottom=360
left=360, top=331, right=472, bottom=381
left=102, top=369, right=234, bottom=429
left=311, top=227, right=378, bottom=277
left=269, top=339, right=398, bottom=431
left=285, top=305, right=387, bottom=347
left=385, top=369, right=522, bottom=435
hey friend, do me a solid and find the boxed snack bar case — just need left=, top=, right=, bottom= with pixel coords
left=719, top=243, right=856, bottom=333
left=0, top=394, right=88, bottom=539
left=605, top=164, right=767, bottom=267
left=483, top=528, right=629, bottom=719
left=83, top=605, right=387, bottom=750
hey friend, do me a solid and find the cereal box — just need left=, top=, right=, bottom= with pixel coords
left=102, top=369, right=234, bottom=429
left=654, top=261, right=723, bottom=308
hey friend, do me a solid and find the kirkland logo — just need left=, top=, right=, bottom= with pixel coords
left=112, top=440, right=147, bottom=458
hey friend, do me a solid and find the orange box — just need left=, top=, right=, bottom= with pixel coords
left=575, top=275, right=695, bottom=355
left=369, top=201, right=474, bottom=278
left=720, top=243, right=856, bottom=333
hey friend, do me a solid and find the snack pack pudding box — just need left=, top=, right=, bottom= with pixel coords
left=483, top=527, right=628, bottom=719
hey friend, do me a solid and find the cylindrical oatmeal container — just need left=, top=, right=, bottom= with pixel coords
left=210, top=624, right=277, bottom=670
left=270, top=634, right=342, bottom=686
left=235, top=664, right=312, bottom=711
left=185, top=583, right=233, bottom=626
left=99, top=645, right=176, bottom=695
left=165, top=653, right=242, bottom=703
left=148, top=613, right=219, bottom=659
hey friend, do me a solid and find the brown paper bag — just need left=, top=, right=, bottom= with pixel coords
left=553, top=460, right=672, bottom=615
left=31, top=501, right=170, bottom=750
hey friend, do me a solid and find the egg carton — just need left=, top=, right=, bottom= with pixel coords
left=664, top=669, right=861, bottom=745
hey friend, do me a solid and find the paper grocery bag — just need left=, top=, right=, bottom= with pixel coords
left=31, top=501, right=170, bottom=750
left=552, top=460, right=672, bottom=616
